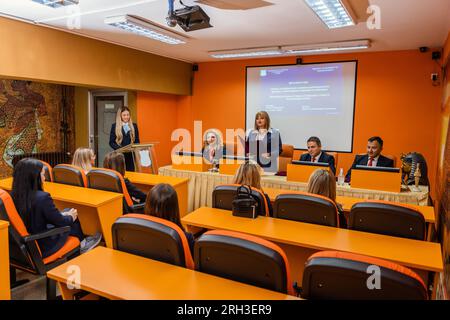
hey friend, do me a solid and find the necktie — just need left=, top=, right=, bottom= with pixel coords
left=312, top=156, right=316, bottom=163
left=368, top=157, right=374, bottom=167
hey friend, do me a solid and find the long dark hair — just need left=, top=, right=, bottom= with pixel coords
left=103, top=151, right=126, bottom=176
left=11, top=158, right=44, bottom=228
left=144, top=183, right=184, bottom=231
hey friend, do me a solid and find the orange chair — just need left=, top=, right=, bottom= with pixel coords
left=87, top=168, right=144, bottom=213
left=195, top=230, right=295, bottom=295
left=348, top=200, right=426, bottom=240
left=278, top=144, right=294, bottom=173
left=274, top=192, right=339, bottom=227
left=0, top=189, right=80, bottom=299
left=301, top=251, right=428, bottom=300
left=53, top=164, right=87, bottom=187
left=212, top=184, right=270, bottom=216
left=39, top=160, right=53, bottom=182
left=112, top=214, right=194, bottom=268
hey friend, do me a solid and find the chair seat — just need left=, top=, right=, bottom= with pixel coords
left=43, top=236, right=80, bottom=265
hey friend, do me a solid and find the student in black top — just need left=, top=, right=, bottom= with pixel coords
left=233, top=161, right=273, bottom=217
left=300, top=136, right=336, bottom=174
left=103, top=151, right=147, bottom=204
left=10, top=158, right=101, bottom=257
left=245, top=111, right=282, bottom=173
left=109, top=106, right=140, bottom=172
left=144, top=183, right=195, bottom=254
left=345, top=136, right=394, bottom=182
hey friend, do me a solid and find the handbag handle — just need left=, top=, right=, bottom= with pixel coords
left=236, top=185, right=252, bottom=197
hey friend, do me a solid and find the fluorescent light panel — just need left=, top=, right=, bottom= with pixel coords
left=283, top=40, right=370, bottom=54
left=104, top=15, right=187, bottom=45
left=304, top=0, right=355, bottom=29
left=209, top=47, right=282, bottom=59
left=32, top=0, right=79, bottom=8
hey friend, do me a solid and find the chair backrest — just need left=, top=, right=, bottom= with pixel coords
left=212, top=184, right=269, bottom=216
left=195, top=230, right=294, bottom=295
left=112, top=214, right=194, bottom=269
left=328, top=152, right=338, bottom=167
left=274, top=192, right=339, bottom=227
left=87, top=168, right=133, bottom=207
left=278, top=144, right=294, bottom=172
left=301, top=251, right=428, bottom=300
left=53, top=164, right=87, bottom=187
left=39, top=160, right=53, bottom=182
left=0, top=189, right=40, bottom=272
left=348, top=201, right=426, bottom=240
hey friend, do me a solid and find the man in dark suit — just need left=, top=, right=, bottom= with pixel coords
left=345, top=136, right=394, bottom=182
left=300, top=136, right=336, bottom=174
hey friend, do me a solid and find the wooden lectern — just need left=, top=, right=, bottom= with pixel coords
left=116, top=143, right=159, bottom=174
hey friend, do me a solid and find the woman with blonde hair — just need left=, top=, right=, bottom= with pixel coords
left=233, top=161, right=273, bottom=216
left=109, top=106, right=140, bottom=171
left=307, top=169, right=347, bottom=228
left=245, top=111, right=282, bottom=173
left=201, top=129, right=224, bottom=163
left=72, top=147, right=96, bottom=174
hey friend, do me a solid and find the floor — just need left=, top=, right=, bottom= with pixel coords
left=11, top=270, right=59, bottom=300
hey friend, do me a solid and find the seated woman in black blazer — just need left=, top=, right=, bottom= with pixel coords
left=11, top=158, right=101, bottom=257
left=103, top=151, right=146, bottom=204
left=144, top=183, right=195, bottom=254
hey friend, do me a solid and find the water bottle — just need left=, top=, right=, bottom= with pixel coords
left=338, top=168, right=345, bottom=186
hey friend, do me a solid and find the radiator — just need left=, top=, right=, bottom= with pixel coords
left=12, top=151, right=72, bottom=168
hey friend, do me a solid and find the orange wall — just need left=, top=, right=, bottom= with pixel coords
left=136, top=92, right=179, bottom=166
left=138, top=50, right=443, bottom=195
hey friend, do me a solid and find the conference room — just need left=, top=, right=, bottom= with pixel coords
left=0, top=0, right=449, bottom=304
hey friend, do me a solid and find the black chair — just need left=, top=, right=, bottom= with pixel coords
left=87, top=168, right=144, bottom=213
left=194, top=229, right=294, bottom=295
left=348, top=201, right=426, bottom=240
left=112, top=214, right=194, bottom=269
left=212, top=184, right=269, bottom=216
left=274, top=192, right=339, bottom=227
left=301, top=250, right=428, bottom=300
left=0, top=189, right=80, bottom=300
left=53, top=164, right=87, bottom=187
left=39, top=160, right=53, bottom=182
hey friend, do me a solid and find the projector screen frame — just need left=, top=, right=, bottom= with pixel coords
left=245, top=60, right=359, bottom=154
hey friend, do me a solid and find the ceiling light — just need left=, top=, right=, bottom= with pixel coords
left=104, top=15, right=187, bottom=45
left=32, top=0, right=79, bottom=8
left=304, top=0, right=355, bottom=29
left=283, top=40, right=370, bottom=54
left=209, top=47, right=282, bottom=59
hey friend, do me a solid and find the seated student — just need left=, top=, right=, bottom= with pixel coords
left=345, top=136, right=394, bottom=182
left=233, top=161, right=273, bottom=217
left=307, top=169, right=347, bottom=228
left=103, top=151, right=146, bottom=204
left=300, top=136, right=336, bottom=174
left=144, top=183, right=194, bottom=253
left=11, top=158, right=101, bottom=257
left=72, top=147, right=96, bottom=174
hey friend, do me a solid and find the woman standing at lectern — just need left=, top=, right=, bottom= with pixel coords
left=109, top=106, right=140, bottom=172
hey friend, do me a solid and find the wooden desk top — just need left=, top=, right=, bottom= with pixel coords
left=47, top=247, right=299, bottom=300
left=181, top=207, right=443, bottom=273
left=0, top=220, right=8, bottom=230
left=264, top=188, right=435, bottom=223
left=0, top=178, right=122, bottom=207
left=125, top=171, right=188, bottom=187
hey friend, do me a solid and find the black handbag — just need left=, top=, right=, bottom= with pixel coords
left=232, top=185, right=259, bottom=219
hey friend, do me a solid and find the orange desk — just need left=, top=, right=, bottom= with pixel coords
left=265, top=187, right=436, bottom=241
left=182, top=207, right=443, bottom=294
left=47, top=247, right=299, bottom=300
left=124, top=171, right=189, bottom=217
left=0, top=220, right=10, bottom=300
left=0, top=178, right=123, bottom=248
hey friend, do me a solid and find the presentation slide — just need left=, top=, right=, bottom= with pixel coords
left=246, top=61, right=357, bottom=152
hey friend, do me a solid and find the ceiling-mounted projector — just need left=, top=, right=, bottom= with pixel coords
left=167, top=1, right=212, bottom=32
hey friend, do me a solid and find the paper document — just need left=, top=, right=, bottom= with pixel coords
left=139, top=150, right=152, bottom=167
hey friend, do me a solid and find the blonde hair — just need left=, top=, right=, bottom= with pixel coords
left=254, top=111, right=271, bottom=130
left=72, top=148, right=95, bottom=173
left=233, top=162, right=263, bottom=191
left=202, top=129, right=223, bottom=150
left=115, top=107, right=135, bottom=146
left=307, top=169, right=336, bottom=202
